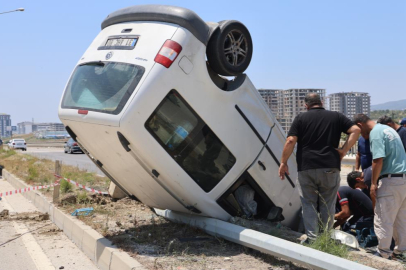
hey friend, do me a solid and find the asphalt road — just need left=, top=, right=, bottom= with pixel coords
left=22, top=147, right=104, bottom=176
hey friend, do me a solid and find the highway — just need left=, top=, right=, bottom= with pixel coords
left=22, top=147, right=104, bottom=176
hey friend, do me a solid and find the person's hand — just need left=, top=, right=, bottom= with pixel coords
left=278, top=163, right=289, bottom=180
left=336, top=148, right=346, bottom=161
left=370, top=183, right=378, bottom=209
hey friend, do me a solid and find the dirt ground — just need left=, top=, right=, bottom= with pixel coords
left=1, top=149, right=404, bottom=269
left=58, top=195, right=308, bottom=270
left=55, top=193, right=404, bottom=270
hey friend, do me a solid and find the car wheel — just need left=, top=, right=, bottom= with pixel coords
left=64, top=148, right=67, bottom=153
left=206, top=20, right=253, bottom=76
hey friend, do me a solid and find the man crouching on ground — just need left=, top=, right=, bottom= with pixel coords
left=278, top=93, right=360, bottom=240
left=353, top=113, right=406, bottom=260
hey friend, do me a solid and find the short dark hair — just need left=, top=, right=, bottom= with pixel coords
left=377, top=115, right=394, bottom=125
left=304, top=93, right=322, bottom=107
left=353, top=114, right=370, bottom=124
left=347, top=171, right=362, bottom=188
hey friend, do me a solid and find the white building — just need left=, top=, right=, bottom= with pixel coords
left=17, top=121, right=33, bottom=134
left=17, top=121, right=66, bottom=134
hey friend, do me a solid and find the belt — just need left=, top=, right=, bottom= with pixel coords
left=378, top=174, right=406, bottom=180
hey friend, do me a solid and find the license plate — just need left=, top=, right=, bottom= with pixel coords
left=98, top=35, right=139, bottom=50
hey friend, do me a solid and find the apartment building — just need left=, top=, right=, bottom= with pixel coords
left=329, top=92, right=370, bottom=119
left=17, top=121, right=66, bottom=134
left=258, top=89, right=326, bottom=134
left=0, top=113, right=12, bottom=138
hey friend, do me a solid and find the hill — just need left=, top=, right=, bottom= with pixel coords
left=371, top=99, right=406, bottom=111
left=370, top=110, right=406, bottom=121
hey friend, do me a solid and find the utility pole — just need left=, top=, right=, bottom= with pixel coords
left=0, top=8, right=24, bottom=15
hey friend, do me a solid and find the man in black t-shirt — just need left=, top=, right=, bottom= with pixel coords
left=347, top=166, right=372, bottom=199
left=335, top=186, right=374, bottom=228
left=279, top=93, right=360, bottom=239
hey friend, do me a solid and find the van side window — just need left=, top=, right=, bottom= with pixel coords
left=145, top=90, right=236, bottom=192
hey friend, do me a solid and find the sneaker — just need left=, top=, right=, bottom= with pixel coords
left=300, top=238, right=310, bottom=245
left=373, top=252, right=392, bottom=260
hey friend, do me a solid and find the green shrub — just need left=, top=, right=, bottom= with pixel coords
left=28, top=165, right=39, bottom=180
left=306, top=223, right=348, bottom=258
left=77, top=191, right=89, bottom=204
left=60, top=180, right=73, bottom=194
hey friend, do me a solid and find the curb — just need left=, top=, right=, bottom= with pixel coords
left=3, top=170, right=146, bottom=270
left=155, top=209, right=376, bottom=270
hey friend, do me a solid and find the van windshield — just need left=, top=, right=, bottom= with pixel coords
left=61, top=62, right=145, bottom=114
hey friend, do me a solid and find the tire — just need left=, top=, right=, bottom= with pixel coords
left=206, top=20, right=253, bottom=76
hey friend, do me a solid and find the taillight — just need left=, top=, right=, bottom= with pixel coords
left=73, top=142, right=78, bottom=146
left=154, top=40, right=182, bottom=68
left=78, top=110, right=88, bottom=115
left=12, top=143, right=15, bottom=145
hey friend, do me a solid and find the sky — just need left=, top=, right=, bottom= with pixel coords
left=0, top=0, right=405, bottom=124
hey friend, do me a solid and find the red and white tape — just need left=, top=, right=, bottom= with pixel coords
left=54, top=174, right=108, bottom=195
left=0, top=182, right=60, bottom=198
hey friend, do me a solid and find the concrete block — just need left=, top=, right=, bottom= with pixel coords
left=110, top=251, right=147, bottom=270
left=70, top=220, right=89, bottom=249
left=82, top=228, right=103, bottom=262
left=108, top=182, right=127, bottom=199
left=53, top=208, right=65, bottom=230
left=96, top=238, right=116, bottom=270
left=63, top=215, right=76, bottom=239
left=34, top=195, right=50, bottom=214
left=25, top=190, right=35, bottom=203
left=48, top=204, right=54, bottom=219
left=16, top=179, right=25, bottom=189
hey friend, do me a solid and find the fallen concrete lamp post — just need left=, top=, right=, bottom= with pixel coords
left=155, top=209, right=374, bottom=270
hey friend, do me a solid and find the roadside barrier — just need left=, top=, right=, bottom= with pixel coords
left=54, top=174, right=108, bottom=195
left=0, top=181, right=60, bottom=198
left=0, top=174, right=108, bottom=198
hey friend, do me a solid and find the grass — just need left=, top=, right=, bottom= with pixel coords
left=60, top=180, right=73, bottom=193
left=0, top=147, right=110, bottom=192
left=28, top=165, right=39, bottom=180
left=306, top=192, right=349, bottom=258
left=77, top=190, right=89, bottom=204
left=305, top=227, right=349, bottom=258
left=0, top=148, right=16, bottom=159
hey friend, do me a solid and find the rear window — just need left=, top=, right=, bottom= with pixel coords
left=146, top=90, right=236, bottom=192
left=61, top=62, right=145, bottom=114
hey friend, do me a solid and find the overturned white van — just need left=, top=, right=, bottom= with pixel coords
left=58, top=5, right=301, bottom=229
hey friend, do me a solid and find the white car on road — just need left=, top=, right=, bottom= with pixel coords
left=8, top=139, right=27, bottom=151
left=59, top=5, right=301, bottom=229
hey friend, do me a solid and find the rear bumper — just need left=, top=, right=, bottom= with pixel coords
left=10, top=145, right=26, bottom=149
left=71, top=146, right=83, bottom=152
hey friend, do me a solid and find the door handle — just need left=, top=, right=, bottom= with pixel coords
left=258, top=160, right=266, bottom=171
